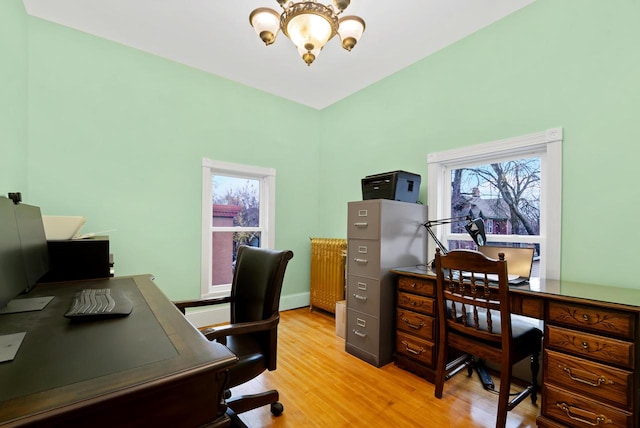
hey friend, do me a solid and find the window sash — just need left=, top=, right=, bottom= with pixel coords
left=427, top=128, right=562, bottom=279
left=201, top=159, right=276, bottom=298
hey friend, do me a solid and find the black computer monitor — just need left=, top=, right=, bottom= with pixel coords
left=0, top=197, right=30, bottom=309
left=15, top=202, right=50, bottom=292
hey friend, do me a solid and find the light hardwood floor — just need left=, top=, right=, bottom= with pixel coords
left=230, top=308, right=539, bottom=428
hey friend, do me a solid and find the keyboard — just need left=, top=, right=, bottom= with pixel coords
left=64, top=288, right=133, bottom=320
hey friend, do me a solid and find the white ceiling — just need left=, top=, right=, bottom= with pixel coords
left=23, top=0, right=535, bottom=110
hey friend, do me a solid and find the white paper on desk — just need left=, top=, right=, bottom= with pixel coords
left=0, top=332, right=27, bottom=363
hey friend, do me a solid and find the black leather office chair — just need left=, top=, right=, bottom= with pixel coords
left=175, top=245, right=294, bottom=426
left=433, top=249, right=542, bottom=428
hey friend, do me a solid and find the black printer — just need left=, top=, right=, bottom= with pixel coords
left=361, top=170, right=421, bottom=203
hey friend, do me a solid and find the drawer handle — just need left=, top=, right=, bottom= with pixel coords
left=353, top=294, right=367, bottom=302
left=354, top=258, right=368, bottom=264
left=401, top=340, right=424, bottom=355
left=560, top=365, right=612, bottom=387
left=583, top=313, right=590, bottom=321
left=353, top=329, right=367, bottom=338
left=402, top=317, right=424, bottom=330
left=556, top=402, right=612, bottom=426
left=353, top=222, right=368, bottom=228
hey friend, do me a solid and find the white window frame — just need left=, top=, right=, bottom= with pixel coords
left=427, top=127, right=562, bottom=280
left=201, top=159, right=276, bottom=298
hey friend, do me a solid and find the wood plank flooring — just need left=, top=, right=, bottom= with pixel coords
left=230, top=308, right=539, bottom=427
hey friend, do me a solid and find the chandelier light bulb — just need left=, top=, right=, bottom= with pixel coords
left=249, top=8, right=281, bottom=46
left=338, top=15, right=365, bottom=51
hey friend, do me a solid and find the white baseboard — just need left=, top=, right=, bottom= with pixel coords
left=185, top=292, right=310, bottom=328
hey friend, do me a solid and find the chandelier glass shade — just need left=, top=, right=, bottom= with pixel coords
left=249, top=0, right=365, bottom=66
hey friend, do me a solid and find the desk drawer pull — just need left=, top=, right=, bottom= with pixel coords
left=401, top=341, right=424, bottom=355
left=560, top=365, right=612, bottom=387
left=402, top=317, right=424, bottom=330
left=353, top=294, right=367, bottom=302
left=353, top=222, right=368, bottom=228
left=354, top=258, right=368, bottom=264
left=353, top=330, right=367, bottom=338
left=556, top=402, right=612, bottom=426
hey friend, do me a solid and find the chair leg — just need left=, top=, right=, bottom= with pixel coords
left=434, top=342, right=448, bottom=398
left=496, top=365, right=512, bottom=428
left=530, top=350, right=540, bottom=405
left=227, top=389, right=281, bottom=415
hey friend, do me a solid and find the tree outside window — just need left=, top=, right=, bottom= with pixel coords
left=449, top=157, right=541, bottom=256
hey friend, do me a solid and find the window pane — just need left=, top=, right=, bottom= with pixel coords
left=450, top=157, right=541, bottom=237
left=211, top=231, right=262, bottom=286
left=212, top=175, right=260, bottom=227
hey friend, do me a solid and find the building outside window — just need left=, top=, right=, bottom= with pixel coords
left=201, top=159, right=275, bottom=298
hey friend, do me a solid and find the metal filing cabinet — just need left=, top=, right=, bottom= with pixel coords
left=345, top=199, right=426, bottom=367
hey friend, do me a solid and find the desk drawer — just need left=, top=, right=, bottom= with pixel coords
left=396, top=331, right=435, bottom=367
left=347, top=276, right=380, bottom=317
left=546, top=325, right=634, bottom=369
left=545, top=349, right=633, bottom=410
left=398, top=292, right=435, bottom=316
left=542, top=384, right=632, bottom=427
left=398, top=276, right=435, bottom=297
left=397, top=309, right=435, bottom=340
left=548, top=301, right=634, bottom=339
left=347, top=240, right=381, bottom=278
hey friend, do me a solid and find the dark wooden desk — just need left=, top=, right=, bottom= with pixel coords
left=0, top=275, right=237, bottom=428
left=392, top=267, right=640, bottom=428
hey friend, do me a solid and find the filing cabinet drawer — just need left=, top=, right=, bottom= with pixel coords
left=397, top=309, right=435, bottom=340
left=398, top=276, right=435, bottom=297
left=548, top=301, right=634, bottom=339
left=396, top=331, right=435, bottom=367
left=347, top=276, right=380, bottom=317
left=546, top=325, right=634, bottom=369
left=398, top=292, right=435, bottom=316
left=347, top=240, right=381, bottom=278
left=542, top=384, right=633, bottom=427
left=545, top=349, right=633, bottom=410
left=347, top=201, right=380, bottom=240
left=346, top=310, right=380, bottom=357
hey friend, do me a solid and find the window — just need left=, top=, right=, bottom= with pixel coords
left=427, top=128, right=562, bottom=279
left=201, top=159, right=276, bottom=298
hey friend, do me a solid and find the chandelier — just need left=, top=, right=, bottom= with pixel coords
left=249, top=0, right=366, bottom=66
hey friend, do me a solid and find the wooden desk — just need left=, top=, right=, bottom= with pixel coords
left=392, top=267, right=640, bottom=428
left=0, top=275, right=237, bottom=428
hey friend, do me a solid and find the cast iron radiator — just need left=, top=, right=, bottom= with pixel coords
left=309, top=238, right=347, bottom=313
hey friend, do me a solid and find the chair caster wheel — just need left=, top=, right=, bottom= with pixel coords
left=270, top=401, right=284, bottom=416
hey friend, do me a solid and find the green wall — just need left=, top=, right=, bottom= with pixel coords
left=0, top=0, right=28, bottom=192
left=3, top=0, right=639, bottom=300
left=17, top=9, right=321, bottom=300
left=321, top=0, right=640, bottom=288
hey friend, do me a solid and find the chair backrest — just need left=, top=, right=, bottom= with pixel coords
left=434, top=249, right=511, bottom=347
left=230, top=245, right=294, bottom=324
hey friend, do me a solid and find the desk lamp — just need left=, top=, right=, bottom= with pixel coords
left=423, top=215, right=486, bottom=257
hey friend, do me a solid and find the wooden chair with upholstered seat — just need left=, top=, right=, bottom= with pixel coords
left=433, top=248, right=542, bottom=428
left=174, top=245, right=294, bottom=427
